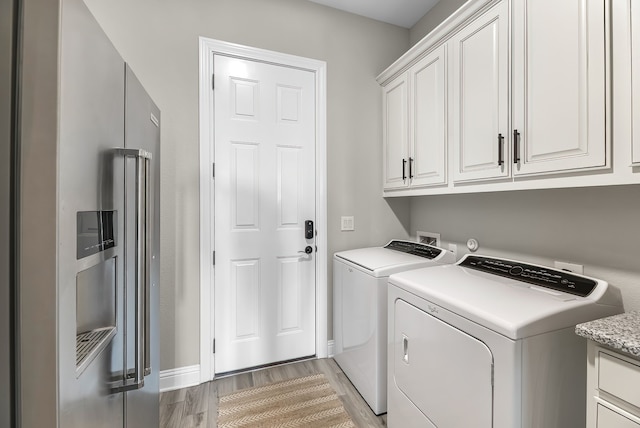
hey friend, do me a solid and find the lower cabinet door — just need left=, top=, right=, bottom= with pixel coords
left=597, top=404, right=640, bottom=428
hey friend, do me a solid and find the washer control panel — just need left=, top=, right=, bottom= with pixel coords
left=385, top=240, right=443, bottom=260
left=460, top=255, right=597, bottom=297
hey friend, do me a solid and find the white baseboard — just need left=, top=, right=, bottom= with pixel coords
left=159, top=364, right=201, bottom=392
left=160, top=345, right=338, bottom=392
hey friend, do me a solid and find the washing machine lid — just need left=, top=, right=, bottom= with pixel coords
left=334, top=240, right=455, bottom=277
left=388, top=254, right=623, bottom=340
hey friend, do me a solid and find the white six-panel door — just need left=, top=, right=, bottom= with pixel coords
left=213, top=55, right=316, bottom=374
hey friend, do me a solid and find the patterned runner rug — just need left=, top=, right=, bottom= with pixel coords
left=217, top=373, right=355, bottom=427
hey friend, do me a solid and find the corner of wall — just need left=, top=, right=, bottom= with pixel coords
left=409, top=0, right=469, bottom=46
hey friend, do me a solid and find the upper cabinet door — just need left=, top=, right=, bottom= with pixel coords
left=632, top=0, right=640, bottom=165
left=451, top=0, right=510, bottom=183
left=512, top=0, right=608, bottom=175
left=409, top=44, right=448, bottom=187
left=383, top=74, right=410, bottom=190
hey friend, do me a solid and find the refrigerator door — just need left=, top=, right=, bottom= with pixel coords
left=123, top=65, right=160, bottom=428
left=59, top=0, right=126, bottom=426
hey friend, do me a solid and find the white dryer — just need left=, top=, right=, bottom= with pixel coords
left=333, top=240, right=455, bottom=415
left=387, top=254, right=623, bottom=428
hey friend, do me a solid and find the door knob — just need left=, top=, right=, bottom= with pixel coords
left=298, top=246, right=313, bottom=255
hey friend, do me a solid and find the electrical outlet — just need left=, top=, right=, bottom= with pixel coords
left=341, top=216, right=354, bottom=231
left=554, top=261, right=584, bottom=274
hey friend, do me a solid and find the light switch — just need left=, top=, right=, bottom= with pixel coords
left=341, top=216, right=354, bottom=231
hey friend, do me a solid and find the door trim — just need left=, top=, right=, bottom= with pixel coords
left=198, top=37, right=328, bottom=382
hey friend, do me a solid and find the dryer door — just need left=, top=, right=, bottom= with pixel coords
left=393, top=299, right=493, bottom=428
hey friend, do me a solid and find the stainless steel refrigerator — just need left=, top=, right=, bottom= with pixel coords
left=6, top=0, right=161, bottom=426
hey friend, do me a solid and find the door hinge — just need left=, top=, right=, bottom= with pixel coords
left=212, top=73, right=215, bottom=90
left=212, top=162, right=215, bottom=178
left=212, top=251, right=215, bottom=265
left=212, top=339, right=216, bottom=354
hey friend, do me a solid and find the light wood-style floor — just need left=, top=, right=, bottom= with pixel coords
left=159, top=358, right=387, bottom=428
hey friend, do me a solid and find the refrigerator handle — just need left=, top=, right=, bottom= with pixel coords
left=143, top=149, right=152, bottom=378
left=135, top=151, right=150, bottom=384
left=113, top=148, right=152, bottom=392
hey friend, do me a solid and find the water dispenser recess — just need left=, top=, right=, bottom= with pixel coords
left=75, top=257, right=117, bottom=376
left=77, top=210, right=116, bottom=259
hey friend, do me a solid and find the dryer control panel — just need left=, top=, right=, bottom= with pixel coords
left=460, top=255, right=597, bottom=297
left=385, top=240, right=443, bottom=260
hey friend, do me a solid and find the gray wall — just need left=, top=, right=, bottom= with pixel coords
left=410, top=186, right=640, bottom=310
left=83, top=0, right=411, bottom=371
left=409, top=0, right=468, bottom=46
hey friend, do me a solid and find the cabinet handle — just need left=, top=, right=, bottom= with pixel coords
left=402, top=159, right=407, bottom=181
left=513, top=129, right=520, bottom=164
left=498, top=134, right=504, bottom=166
left=409, top=157, right=414, bottom=179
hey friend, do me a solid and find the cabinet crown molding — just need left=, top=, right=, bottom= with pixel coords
left=376, top=0, right=500, bottom=86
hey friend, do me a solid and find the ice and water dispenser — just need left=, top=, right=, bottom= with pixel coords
left=75, top=210, right=117, bottom=376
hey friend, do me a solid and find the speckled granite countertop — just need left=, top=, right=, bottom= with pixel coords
left=575, top=311, right=640, bottom=358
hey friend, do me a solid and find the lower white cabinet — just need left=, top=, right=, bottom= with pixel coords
left=587, top=342, right=640, bottom=428
left=597, top=405, right=640, bottom=428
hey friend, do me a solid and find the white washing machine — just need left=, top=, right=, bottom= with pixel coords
left=387, top=254, right=623, bottom=428
left=333, top=240, right=456, bottom=415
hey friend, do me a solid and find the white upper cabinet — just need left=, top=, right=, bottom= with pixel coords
left=383, top=45, right=447, bottom=190
left=410, top=44, right=447, bottom=187
left=378, top=0, right=638, bottom=196
left=383, top=73, right=409, bottom=190
left=451, top=0, right=509, bottom=182
left=632, top=0, right=640, bottom=165
left=512, top=0, right=608, bottom=175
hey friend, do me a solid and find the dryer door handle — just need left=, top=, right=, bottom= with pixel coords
left=402, top=335, right=409, bottom=364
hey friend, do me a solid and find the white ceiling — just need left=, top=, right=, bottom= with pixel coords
left=307, top=0, right=441, bottom=28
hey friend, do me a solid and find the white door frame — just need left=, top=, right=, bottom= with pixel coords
left=198, top=37, right=328, bottom=382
